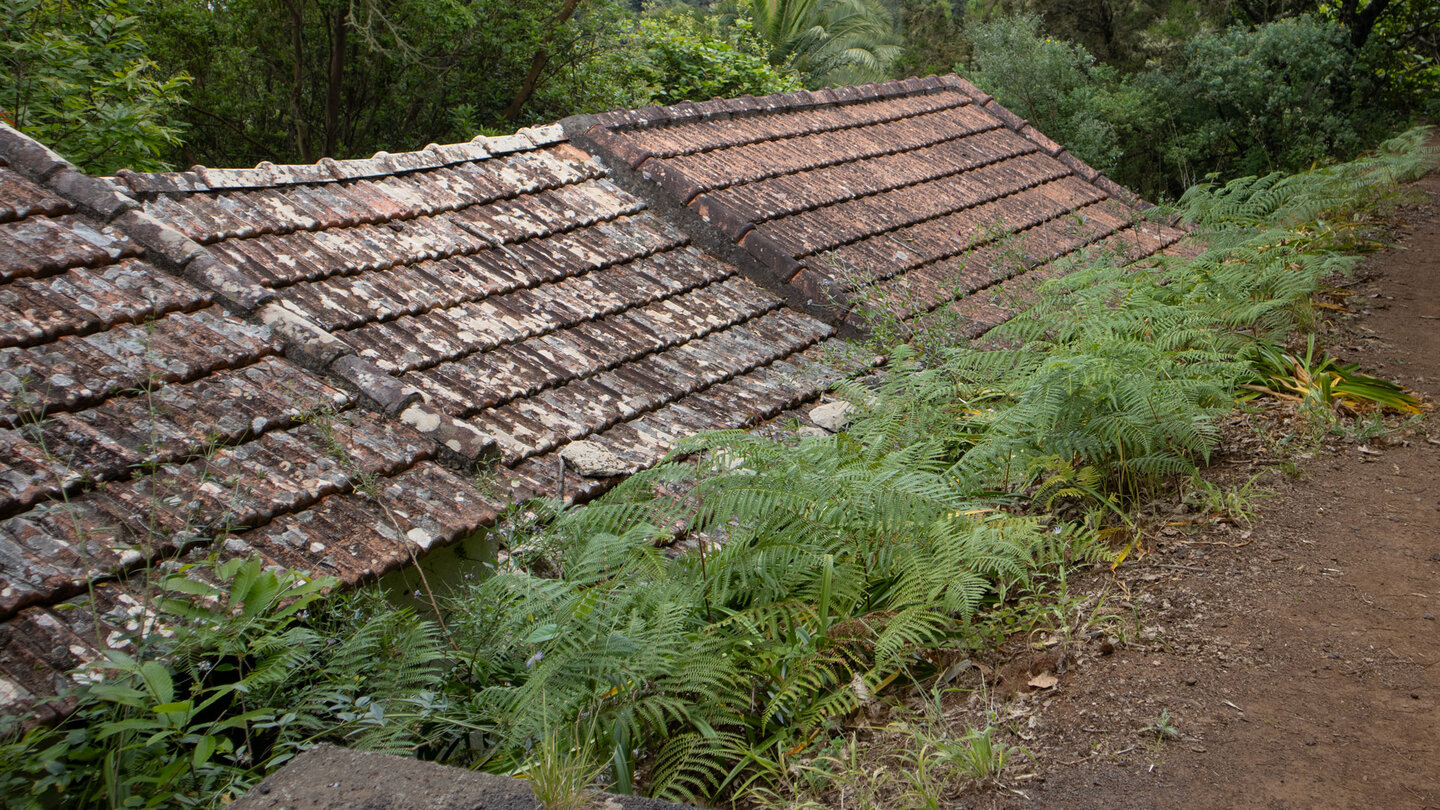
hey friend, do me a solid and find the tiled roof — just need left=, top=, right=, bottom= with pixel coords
left=0, top=130, right=506, bottom=723
left=570, top=75, right=1192, bottom=336
left=115, top=124, right=844, bottom=488
left=0, top=75, right=1188, bottom=723
left=0, top=122, right=843, bottom=723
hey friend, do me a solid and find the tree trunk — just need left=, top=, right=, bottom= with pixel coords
left=501, top=0, right=582, bottom=121
left=325, top=4, right=348, bottom=156
left=1338, top=0, right=1394, bottom=50
left=285, top=0, right=314, bottom=162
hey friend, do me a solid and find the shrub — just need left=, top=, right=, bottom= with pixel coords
left=963, top=14, right=1122, bottom=175
left=1152, top=15, right=1393, bottom=185
left=632, top=12, right=801, bottom=106
left=0, top=0, right=188, bottom=173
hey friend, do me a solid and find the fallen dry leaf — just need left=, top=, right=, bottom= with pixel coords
left=1028, top=673, right=1059, bottom=689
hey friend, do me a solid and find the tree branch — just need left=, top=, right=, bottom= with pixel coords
left=501, top=0, right=582, bottom=122
left=182, top=103, right=284, bottom=162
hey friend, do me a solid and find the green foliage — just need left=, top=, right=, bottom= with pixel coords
left=891, top=0, right=969, bottom=78
left=731, top=0, right=902, bottom=85
left=943, top=724, right=1018, bottom=783
left=1323, top=0, right=1440, bottom=112
left=632, top=11, right=801, bottom=105
left=1142, top=708, right=1179, bottom=741
left=134, top=0, right=643, bottom=166
left=964, top=14, right=1122, bottom=174
left=1245, top=334, right=1425, bottom=419
left=1175, top=125, right=1439, bottom=232
left=445, top=431, right=1042, bottom=800
left=0, top=558, right=446, bottom=809
left=0, top=0, right=188, bottom=173
left=522, top=717, right=605, bottom=810
left=1154, top=15, right=1389, bottom=182
left=959, top=10, right=1430, bottom=199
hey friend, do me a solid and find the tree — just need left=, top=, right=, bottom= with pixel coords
left=964, top=15, right=1121, bottom=173
left=892, top=0, right=969, bottom=78
left=633, top=11, right=802, bottom=105
left=730, top=0, right=902, bottom=85
left=136, top=0, right=642, bottom=167
left=1, top=0, right=188, bottom=173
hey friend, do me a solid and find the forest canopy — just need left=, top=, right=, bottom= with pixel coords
left=2, top=0, right=1435, bottom=194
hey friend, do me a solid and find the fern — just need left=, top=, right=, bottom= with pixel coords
left=435, top=127, right=1440, bottom=802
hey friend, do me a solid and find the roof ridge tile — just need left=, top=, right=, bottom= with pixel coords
left=690, top=193, right=756, bottom=241
left=117, top=131, right=551, bottom=195
left=721, top=94, right=761, bottom=115
left=981, top=98, right=1027, bottom=131
left=692, top=98, right=732, bottom=118
left=585, top=125, right=654, bottom=169
left=0, top=124, right=69, bottom=182
left=740, top=230, right=804, bottom=283
left=938, top=74, right=991, bottom=104
left=638, top=158, right=709, bottom=206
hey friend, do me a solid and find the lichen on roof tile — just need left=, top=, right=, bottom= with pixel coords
left=2, top=75, right=1182, bottom=722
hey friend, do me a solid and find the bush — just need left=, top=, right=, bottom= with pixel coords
left=632, top=12, right=801, bottom=106
left=963, top=13, right=1421, bottom=201
left=0, top=560, right=447, bottom=809
left=964, top=14, right=1122, bottom=175
left=0, top=0, right=188, bottom=173
left=1152, top=15, right=1394, bottom=186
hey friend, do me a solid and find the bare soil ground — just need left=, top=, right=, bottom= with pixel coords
left=963, top=174, right=1440, bottom=808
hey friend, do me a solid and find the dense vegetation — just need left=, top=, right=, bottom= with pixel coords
left=2, top=129, right=1432, bottom=808
left=1, top=0, right=1436, bottom=806
left=2, top=0, right=1434, bottom=191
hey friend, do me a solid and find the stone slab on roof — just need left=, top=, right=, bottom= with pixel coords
left=569, top=75, right=1189, bottom=333
left=232, top=744, right=699, bottom=810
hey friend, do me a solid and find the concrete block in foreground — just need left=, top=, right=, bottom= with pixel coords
left=233, top=745, right=700, bottom=810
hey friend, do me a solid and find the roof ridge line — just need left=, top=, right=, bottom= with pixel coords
left=588, top=75, right=952, bottom=132
left=936, top=74, right=1158, bottom=213
left=113, top=124, right=567, bottom=194
left=0, top=122, right=497, bottom=468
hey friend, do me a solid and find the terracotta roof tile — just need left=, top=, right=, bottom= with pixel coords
left=0, top=168, right=70, bottom=224
left=0, top=260, right=213, bottom=349
left=0, top=214, right=141, bottom=281
left=581, top=74, right=1180, bottom=323
left=2, top=76, right=1180, bottom=720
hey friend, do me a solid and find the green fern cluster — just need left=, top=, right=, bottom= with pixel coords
left=437, top=127, right=1437, bottom=802
left=1177, top=126, right=1436, bottom=233
left=445, top=434, right=1046, bottom=800
left=1, top=559, right=449, bottom=808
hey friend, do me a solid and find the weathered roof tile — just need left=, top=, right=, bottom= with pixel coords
left=2, top=75, right=1178, bottom=721
left=582, top=74, right=1173, bottom=329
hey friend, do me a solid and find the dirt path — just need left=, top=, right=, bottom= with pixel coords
left=979, top=175, right=1440, bottom=809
